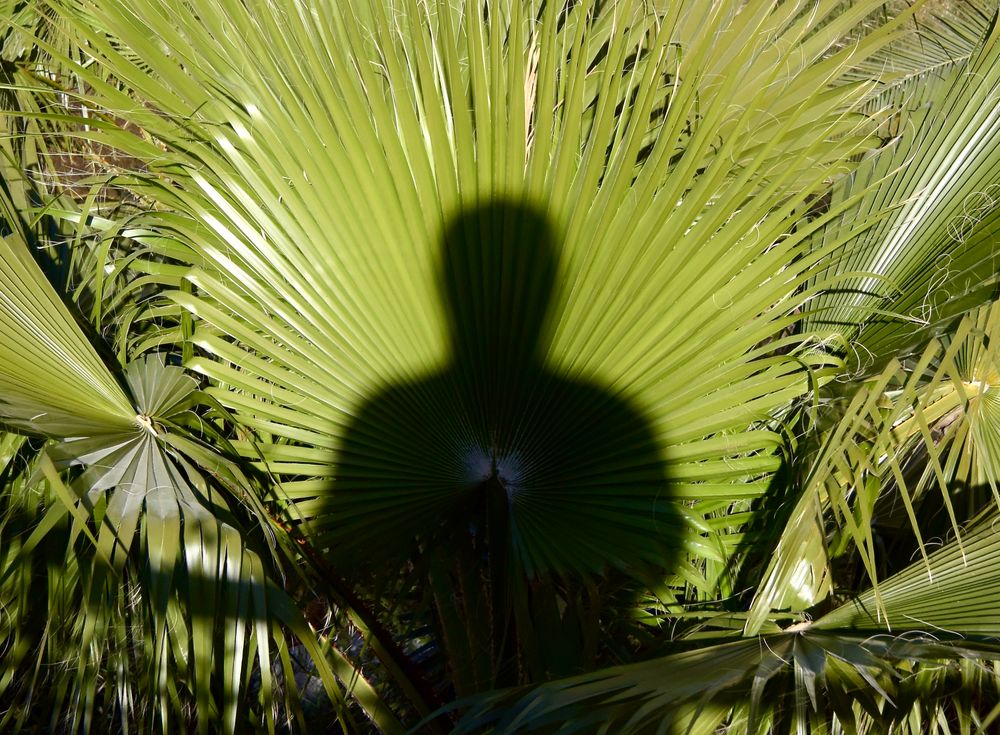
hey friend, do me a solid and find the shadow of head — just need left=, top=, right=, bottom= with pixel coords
left=438, top=199, right=558, bottom=371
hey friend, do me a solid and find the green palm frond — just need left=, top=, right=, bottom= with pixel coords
left=808, top=6, right=1000, bottom=368
left=743, top=9, right=1000, bottom=635
left=0, top=358, right=400, bottom=734
left=0, top=187, right=135, bottom=436
left=750, top=297, right=1000, bottom=634
left=815, top=509, right=1000, bottom=635
left=19, top=0, right=925, bottom=587
left=455, top=630, right=1000, bottom=733
left=844, top=0, right=996, bottom=95
left=0, top=170, right=397, bottom=730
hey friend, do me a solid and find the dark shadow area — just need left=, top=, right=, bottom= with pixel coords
left=326, top=199, right=684, bottom=696
left=728, top=457, right=798, bottom=612
left=834, top=475, right=999, bottom=596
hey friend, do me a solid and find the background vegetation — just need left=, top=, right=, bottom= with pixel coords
left=3, top=0, right=1000, bottom=732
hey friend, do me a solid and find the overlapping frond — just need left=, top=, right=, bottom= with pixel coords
left=807, top=8, right=1000, bottom=369
left=844, top=0, right=996, bottom=96
left=0, top=186, right=135, bottom=436
left=0, top=163, right=397, bottom=731
left=456, top=511, right=1000, bottom=733
left=750, top=296, right=1000, bottom=634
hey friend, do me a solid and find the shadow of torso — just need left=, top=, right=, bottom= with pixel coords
left=335, top=364, right=672, bottom=573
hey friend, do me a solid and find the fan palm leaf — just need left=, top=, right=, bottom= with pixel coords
left=16, top=0, right=925, bottom=586
left=748, top=3, right=1000, bottom=634
left=807, top=3, right=1000, bottom=367
left=8, top=0, right=931, bottom=697
left=0, top=163, right=400, bottom=733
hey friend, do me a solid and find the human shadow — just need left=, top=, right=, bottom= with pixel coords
left=328, top=199, right=684, bottom=695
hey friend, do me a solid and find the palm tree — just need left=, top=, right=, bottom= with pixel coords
left=2, top=0, right=1000, bottom=732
